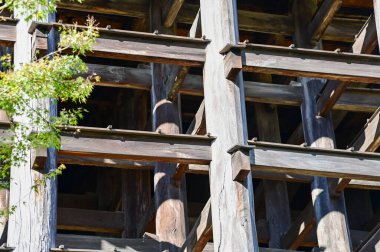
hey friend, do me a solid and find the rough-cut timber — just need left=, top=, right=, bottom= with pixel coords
left=31, top=22, right=209, bottom=67
left=150, top=0, right=188, bottom=250
left=0, top=17, right=18, bottom=46
left=7, top=8, right=55, bottom=252
left=200, top=0, right=259, bottom=251
left=58, top=126, right=213, bottom=165
left=230, top=142, right=380, bottom=181
left=57, top=1, right=363, bottom=42
left=299, top=77, right=351, bottom=252
left=254, top=103, right=291, bottom=248
left=87, top=64, right=380, bottom=113
left=223, top=43, right=380, bottom=83
left=307, top=0, right=342, bottom=41
left=181, top=199, right=212, bottom=252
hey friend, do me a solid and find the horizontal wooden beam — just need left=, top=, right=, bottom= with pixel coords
left=307, top=0, right=342, bottom=41
left=58, top=126, right=213, bottom=165
left=0, top=17, right=18, bottom=46
left=181, top=199, right=212, bottom=252
left=57, top=1, right=363, bottom=42
left=335, top=107, right=380, bottom=193
left=87, top=64, right=380, bottom=113
left=31, top=22, right=209, bottom=67
left=57, top=208, right=124, bottom=233
left=222, top=43, right=380, bottom=83
left=229, top=141, right=380, bottom=181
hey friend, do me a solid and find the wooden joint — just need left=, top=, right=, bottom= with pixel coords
left=31, top=147, right=47, bottom=170
left=223, top=49, right=243, bottom=81
left=228, top=146, right=251, bottom=181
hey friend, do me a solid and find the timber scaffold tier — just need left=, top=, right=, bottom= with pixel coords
left=0, top=0, right=380, bottom=251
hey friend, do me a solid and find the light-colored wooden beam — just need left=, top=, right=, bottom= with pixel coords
left=223, top=43, right=380, bottom=83
left=200, top=0, right=259, bottom=250
left=31, top=22, right=209, bottom=67
left=317, top=14, right=377, bottom=117
left=335, top=107, right=380, bottom=193
left=281, top=203, right=315, bottom=249
left=230, top=141, right=380, bottom=182
left=163, top=0, right=185, bottom=28
left=307, top=0, right=342, bottom=41
left=166, top=9, right=201, bottom=101
left=180, top=199, right=212, bottom=252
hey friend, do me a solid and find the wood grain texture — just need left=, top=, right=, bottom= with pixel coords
left=308, top=0, right=342, bottom=41
left=163, top=0, right=185, bottom=28
left=299, top=74, right=351, bottom=251
left=241, top=43, right=380, bottom=83
left=180, top=199, right=212, bottom=252
left=58, top=126, right=213, bottom=165
left=200, top=0, right=259, bottom=251
left=33, top=22, right=208, bottom=67
left=254, top=103, right=291, bottom=248
left=57, top=208, right=124, bottom=233
left=57, top=1, right=363, bottom=42
left=150, top=1, right=188, bottom=250
left=84, top=64, right=380, bottom=113
left=7, top=9, right=55, bottom=252
left=245, top=141, right=380, bottom=181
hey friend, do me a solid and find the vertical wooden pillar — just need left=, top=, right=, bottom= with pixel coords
left=293, top=1, right=351, bottom=251
left=150, top=1, right=188, bottom=250
left=254, top=103, right=291, bottom=248
left=121, top=91, right=151, bottom=238
left=7, top=8, right=56, bottom=252
left=200, top=1, right=259, bottom=251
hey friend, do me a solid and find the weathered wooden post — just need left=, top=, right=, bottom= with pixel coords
left=150, top=0, right=188, bottom=250
left=200, top=0, right=259, bottom=251
left=7, top=7, right=57, bottom=252
left=293, top=0, right=351, bottom=251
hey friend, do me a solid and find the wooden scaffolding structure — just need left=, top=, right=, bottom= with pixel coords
left=0, top=0, right=380, bottom=251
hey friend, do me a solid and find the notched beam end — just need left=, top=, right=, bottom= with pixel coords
left=229, top=147, right=251, bottom=181
left=220, top=44, right=245, bottom=81
left=31, top=147, right=47, bottom=170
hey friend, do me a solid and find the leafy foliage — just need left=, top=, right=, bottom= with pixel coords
left=0, top=16, right=99, bottom=190
left=0, top=0, right=84, bottom=21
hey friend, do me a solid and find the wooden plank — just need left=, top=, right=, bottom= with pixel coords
left=32, top=22, right=209, bottom=67
left=85, top=64, right=380, bottom=113
left=350, top=108, right=380, bottom=152
left=281, top=203, right=315, bottom=249
left=0, top=17, right=18, bottom=46
left=200, top=0, right=259, bottom=251
left=356, top=223, right=380, bottom=252
left=317, top=14, right=377, bottom=117
left=55, top=234, right=160, bottom=251
left=254, top=103, right=291, bottom=248
left=173, top=100, right=206, bottom=181
left=230, top=141, right=380, bottom=181
left=180, top=199, right=212, bottom=252
left=163, top=0, right=185, bottom=28
left=307, top=0, right=342, bottom=41
left=335, top=107, right=380, bottom=193
left=58, top=126, right=213, bottom=165
left=57, top=208, right=124, bottom=233
left=229, top=43, right=380, bottom=83
left=166, top=9, right=201, bottom=102
left=150, top=1, right=188, bottom=250
left=57, top=1, right=363, bottom=42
